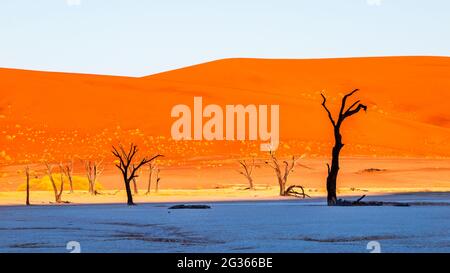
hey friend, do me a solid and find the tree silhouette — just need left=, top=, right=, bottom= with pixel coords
left=25, top=166, right=30, bottom=206
left=131, top=169, right=141, bottom=195
left=44, top=162, right=64, bottom=203
left=321, top=89, right=367, bottom=206
left=238, top=158, right=256, bottom=190
left=146, top=162, right=155, bottom=195
left=85, top=160, right=103, bottom=195
left=62, top=160, right=74, bottom=193
left=154, top=167, right=161, bottom=193
left=112, top=144, right=162, bottom=205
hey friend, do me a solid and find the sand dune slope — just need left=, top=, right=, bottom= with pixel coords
left=1, top=56, right=450, bottom=166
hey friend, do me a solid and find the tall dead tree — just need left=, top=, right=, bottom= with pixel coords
left=155, top=168, right=161, bottom=193
left=25, top=166, right=30, bottom=206
left=85, top=160, right=102, bottom=195
left=62, top=160, right=74, bottom=193
left=112, top=144, right=162, bottom=205
left=321, top=89, right=367, bottom=206
left=146, top=162, right=155, bottom=195
left=45, top=162, right=64, bottom=203
left=238, top=158, right=256, bottom=190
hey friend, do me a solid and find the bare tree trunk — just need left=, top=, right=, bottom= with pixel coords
left=238, top=159, right=256, bottom=190
left=45, top=162, right=62, bottom=203
left=45, top=162, right=64, bottom=203
left=85, top=161, right=93, bottom=194
left=125, top=180, right=134, bottom=205
left=66, top=160, right=74, bottom=193
left=132, top=169, right=141, bottom=194
left=326, top=127, right=343, bottom=205
left=279, top=181, right=286, bottom=196
left=321, top=89, right=367, bottom=206
left=85, top=160, right=102, bottom=195
left=146, top=164, right=153, bottom=195
left=248, top=177, right=254, bottom=190
left=25, top=166, right=30, bottom=206
left=132, top=178, right=138, bottom=195
left=155, top=168, right=161, bottom=193
left=58, top=169, right=65, bottom=202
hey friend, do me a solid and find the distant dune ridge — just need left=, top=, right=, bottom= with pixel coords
left=1, top=56, right=450, bottom=167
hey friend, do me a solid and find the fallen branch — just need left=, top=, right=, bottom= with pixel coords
left=335, top=195, right=410, bottom=207
left=169, top=204, right=211, bottom=209
left=285, top=185, right=311, bottom=199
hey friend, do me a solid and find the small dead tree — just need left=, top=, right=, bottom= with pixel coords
left=155, top=167, right=161, bottom=193
left=238, top=158, right=256, bottom=190
left=321, top=89, right=367, bottom=206
left=62, top=160, right=74, bottom=193
left=146, top=162, right=155, bottom=195
left=45, top=162, right=64, bottom=203
left=265, top=152, right=306, bottom=197
left=131, top=169, right=141, bottom=195
left=112, top=144, right=162, bottom=205
left=25, top=166, right=30, bottom=206
left=85, top=160, right=103, bottom=195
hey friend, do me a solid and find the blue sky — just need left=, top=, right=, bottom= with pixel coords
left=1, top=0, right=449, bottom=76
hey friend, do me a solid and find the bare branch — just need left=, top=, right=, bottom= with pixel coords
left=339, top=88, right=359, bottom=117
left=130, top=155, right=163, bottom=180
left=345, top=100, right=361, bottom=113
left=343, top=103, right=367, bottom=119
left=321, top=93, right=336, bottom=127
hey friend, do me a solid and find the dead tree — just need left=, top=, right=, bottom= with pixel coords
left=265, top=152, right=301, bottom=196
left=112, top=144, right=162, bottom=205
left=45, top=162, right=64, bottom=203
left=146, top=162, right=155, bottom=195
left=131, top=169, right=141, bottom=195
left=155, top=168, right=161, bottom=193
left=85, top=160, right=103, bottom=195
left=62, top=160, right=74, bottom=193
left=25, top=166, right=30, bottom=206
left=321, top=89, right=367, bottom=206
left=238, top=158, right=256, bottom=190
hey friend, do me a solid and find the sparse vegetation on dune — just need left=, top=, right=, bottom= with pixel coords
left=17, top=174, right=103, bottom=192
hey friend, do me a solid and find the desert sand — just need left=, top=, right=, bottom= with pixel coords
left=1, top=57, right=450, bottom=201
left=1, top=157, right=450, bottom=206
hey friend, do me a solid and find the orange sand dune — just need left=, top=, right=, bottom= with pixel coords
left=2, top=56, right=450, bottom=191
left=145, top=56, right=450, bottom=156
left=1, top=56, right=450, bottom=166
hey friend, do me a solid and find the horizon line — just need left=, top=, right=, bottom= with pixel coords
left=1, top=55, right=449, bottom=78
